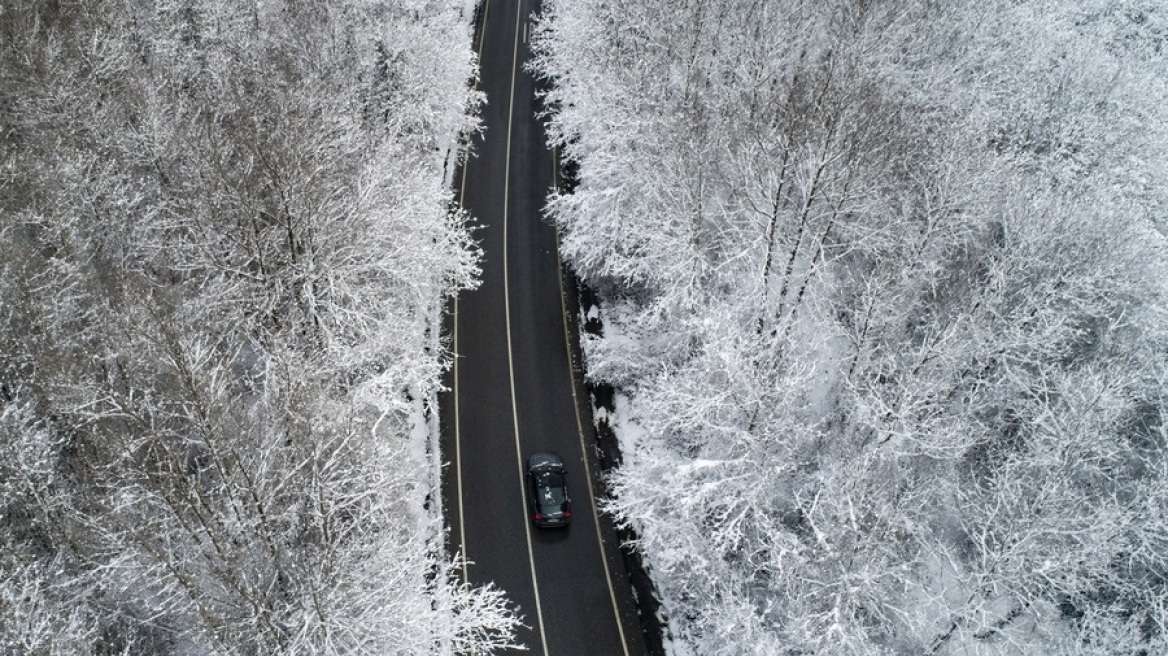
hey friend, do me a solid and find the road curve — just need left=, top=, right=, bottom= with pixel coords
left=440, top=1, right=648, bottom=655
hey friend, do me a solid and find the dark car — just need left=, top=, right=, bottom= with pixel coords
left=526, top=452, right=571, bottom=527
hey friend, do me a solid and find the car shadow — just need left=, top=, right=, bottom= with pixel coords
left=531, top=524, right=572, bottom=544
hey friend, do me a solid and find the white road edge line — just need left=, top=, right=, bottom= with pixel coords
left=454, top=244, right=465, bottom=585
left=503, top=3, right=551, bottom=656
left=454, top=0, right=491, bottom=588
left=552, top=150, right=633, bottom=656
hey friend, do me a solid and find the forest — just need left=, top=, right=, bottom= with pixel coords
left=6, top=0, right=1168, bottom=654
left=0, top=0, right=520, bottom=653
left=531, top=0, right=1168, bottom=654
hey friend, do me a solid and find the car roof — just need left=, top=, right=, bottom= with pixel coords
left=528, top=451, right=564, bottom=472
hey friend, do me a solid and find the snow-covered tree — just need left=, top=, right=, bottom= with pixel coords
left=0, top=0, right=515, bottom=653
left=533, top=0, right=1168, bottom=653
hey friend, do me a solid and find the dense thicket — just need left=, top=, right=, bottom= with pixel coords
left=0, top=1, right=519, bottom=653
left=533, top=1, right=1168, bottom=653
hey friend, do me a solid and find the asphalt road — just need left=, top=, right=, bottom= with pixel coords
left=440, top=1, right=648, bottom=655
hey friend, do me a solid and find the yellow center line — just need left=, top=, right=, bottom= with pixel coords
left=502, top=2, right=550, bottom=655
left=552, top=149, right=633, bottom=656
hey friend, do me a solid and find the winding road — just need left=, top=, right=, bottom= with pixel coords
left=440, top=1, right=649, bottom=655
